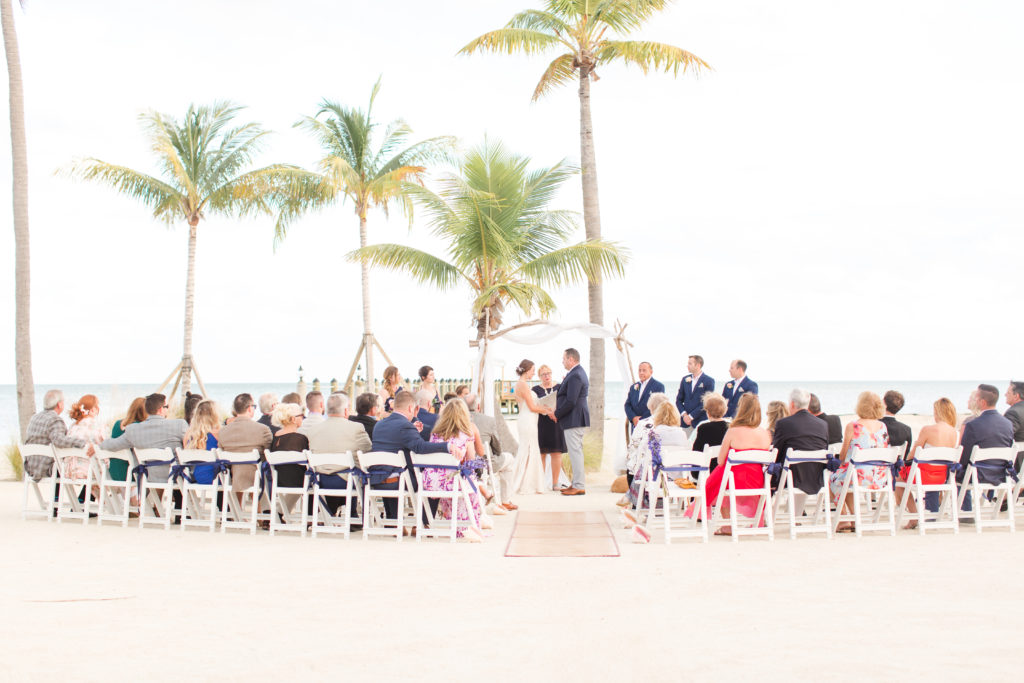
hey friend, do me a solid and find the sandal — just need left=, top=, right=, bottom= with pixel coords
left=502, top=502, right=518, bottom=511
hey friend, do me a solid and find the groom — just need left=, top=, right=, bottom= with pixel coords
left=555, top=347, right=590, bottom=496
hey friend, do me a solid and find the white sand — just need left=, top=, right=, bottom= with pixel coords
left=2, top=471, right=1023, bottom=682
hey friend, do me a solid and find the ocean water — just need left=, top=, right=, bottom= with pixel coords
left=0, top=379, right=1002, bottom=438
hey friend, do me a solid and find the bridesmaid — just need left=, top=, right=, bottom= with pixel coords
left=532, top=364, right=566, bottom=491
left=379, top=366, right=403, bottom=414
left=418, top=365, right=442, bottom=413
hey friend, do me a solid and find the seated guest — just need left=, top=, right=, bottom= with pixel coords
left=304, top=391, right=325, bottom=427
left=626, top=402, right=689, bottom=509
left=257, top=393, right=279, bottom=434
left=722, top=359, right=758, bottom=418
left=379, top=366, right=403, bottom=414
left=624, top=361, right=666, bottom=430
left=881, top=390, right=913, bottom=458
left=771, top=388, right=829, bottom=492
left=624, top=392, right=671, bottom=489
left=349, top=392, right=380, bottom=439
left=958, top=384, right=1014, bottom=512
left=183, top=391, right=204, bottom=424
left=692, top=393, right=729, bottom=474
left=896, top=397, right=959, bottom=525
left=467, top=392, right=519, bottom=512
left=422, top=399, right=490, bottom=542
left=100, top=393, right=187, bottom=482
left=765, top=401, right=789, bottom=438
left=67, top=394, right=105, bottom=498
left=443, top=392, right=457, bottom=402
left=303, top=392, right=372, bottom=518
left=217, top=393, right=273, bottom=499
left=281, top=392, right=302, bottom=406
left=701, top=394, right=771, bottom=535
left=414, top=389, right=438, bottom=439
left=809, top=393, right=843, bottom=445
left=109, top=397, right=146, bottom=481
left=455, top=385, right=469, bottom=400
left=269, top=402, right=309, bottom=513
left=371, top=390, right=455, bottom=526
left=1004, top=381, right=1024, bottom=443
left=23, top=390, right=91, bottom=503
left=829, top=392, right=890, bottom=531
left=182, top=400, right=221, bottom=484
left=418, top=365, right=442, bottom=413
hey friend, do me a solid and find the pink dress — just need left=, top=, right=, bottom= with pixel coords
left=66, top=416, right=104, bottom=479
left=421, top=431, right=483, bottom=537
left=829, top=421, right=890, bottom=503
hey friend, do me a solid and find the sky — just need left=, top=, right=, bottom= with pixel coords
left=0, top=0, right=1022, bottom=389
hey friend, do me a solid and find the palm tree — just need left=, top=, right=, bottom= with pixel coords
left=347, top=139, right=627, bottom=402
left=2, top=0, right=33, bottom=438
left=460, top=0, right=709, bottom=447
left=274, top=78, right=453, bottom=390
left=71, top=102, right=300, bottom=400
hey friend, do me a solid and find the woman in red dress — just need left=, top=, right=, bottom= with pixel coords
left=703, top=393, right=771, bottom=535
left=896, top=397, right=960, bottom=528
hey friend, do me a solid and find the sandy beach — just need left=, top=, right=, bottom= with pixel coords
left=2, top=444, right=1023, bottom=681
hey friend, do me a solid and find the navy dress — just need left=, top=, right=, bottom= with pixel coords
left=533, top=384, right=566, bottom=453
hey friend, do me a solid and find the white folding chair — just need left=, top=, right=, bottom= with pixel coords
left=359, top=451, right=413, bottom=542
left=832, top=446, right=901, bottom=537
left=480, top=443, right=502, bottom=504
left=134, top=447, right=178, bottom=531
left=264, top=450, right=311, bottom=537
left=96, top=448, right=137, bottom=527
left=20, top=443, right=57, bottom=521
left=957, top=446, right=1017, bottom=533
left=710, top=448, right=778, bottom=542
left=52, top=447, right=95, bottom=524
left=218, top=449, right=263, bottom=535
left=1012, top=442, right=1024, bottom=508
left=174, top=448, right=225, bottom=533
left=410, top=453, right=481, bottom=542
left=894, top=446, right=962, bottom=534
left=653, top=445, right=713, bottom=544
left=772, top=449, right=834, bottom=539
left=307, top=451, right=362, bottom=539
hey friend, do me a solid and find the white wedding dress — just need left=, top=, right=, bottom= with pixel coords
left=512, top=399, right=548, bottom=494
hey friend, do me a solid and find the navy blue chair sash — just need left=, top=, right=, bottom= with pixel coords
left=132, top=459, right=176, bottom=501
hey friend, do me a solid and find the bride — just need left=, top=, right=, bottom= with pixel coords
left=512, top=359, right=554, bottom=494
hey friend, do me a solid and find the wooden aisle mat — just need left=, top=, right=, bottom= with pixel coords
left=505, top=511, right=620, bottom=557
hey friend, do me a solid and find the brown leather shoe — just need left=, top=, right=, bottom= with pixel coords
left=560, top=487, right=586, bottom=496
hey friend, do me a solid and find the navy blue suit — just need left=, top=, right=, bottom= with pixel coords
left=624, top=378, right=665, bottom=426
left=416, top=408, right=437, bottom=440
left=722, top=376, right=758, bottom=418
left=370, top=412, right=448, bottom=520
left=959, top=410, right=1014, bottom=509
left=555, top=365, right=590, bottom=428
left=675, top=373, right=715, bottom=425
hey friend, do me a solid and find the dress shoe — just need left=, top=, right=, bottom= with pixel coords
left=560, top=487, right=585, bottom=496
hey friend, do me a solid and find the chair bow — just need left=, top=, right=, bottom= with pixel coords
left=411, top=459, right=483, bottom=493
left=972, top=460, right=1019, bottom=483
left=131, top=459, right=176, bottom=501
left=727, top=458, right=782, bottom=477
left=854, top=459, right=902, bottom=481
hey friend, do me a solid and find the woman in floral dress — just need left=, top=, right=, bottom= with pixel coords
left=421, top=399, right=488, bottom=542
left=829, top=391, right=890, bottom=531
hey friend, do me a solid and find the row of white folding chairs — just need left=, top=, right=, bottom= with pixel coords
left=634, top=442, right=1020, bottom=543
left=21, top=444, right=480, bottom=543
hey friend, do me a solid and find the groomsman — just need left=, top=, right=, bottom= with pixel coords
left=722, top=359, right=758, bottom=419
left=624, top=361, right=665, bottom=430
left=676, top=355, right=715, bottom=429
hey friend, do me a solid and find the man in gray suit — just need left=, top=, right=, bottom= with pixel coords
left=1004, top=381, right=1024, bottom=442
left=99, top=393, right=187, bottom=481
left=466, top=393, right=518, bottom=511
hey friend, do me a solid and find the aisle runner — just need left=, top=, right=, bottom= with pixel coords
left=505, top=511, right=620, bottom=557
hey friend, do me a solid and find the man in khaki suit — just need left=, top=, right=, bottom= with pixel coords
left=218, top=393, right=273, bottom=494
left=303, top=392, right=372, bottom=517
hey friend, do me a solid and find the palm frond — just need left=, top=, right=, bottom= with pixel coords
left=67, top=159, right=185, bottom=223
left=346, top=243, right=465, bottom=289
left=532, top=52, right=577, bottom=100
left=459, top=28, right=563, bottom=56
left=596, top=39, right=710, bottom=76
left=473, top=281, right=557, bottom=318
left=516, top=239, right=629, bottom=287
left=590, top=0, right=672, bottom=34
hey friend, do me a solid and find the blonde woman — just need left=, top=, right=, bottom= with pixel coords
left=183, top=400, right=221, bottom=484
left=379, top=366, right=403, bottom=414
left=422, top=399, right=487, bottom=542
left=533, top=364, right=566, bottom=490
left=766, top=401, right=789, bottom=438
left=829, top=391, right=890, bottom=531
left=626, top=401, right=689, bottom=508
left=897, top=397, right=960, bottom=527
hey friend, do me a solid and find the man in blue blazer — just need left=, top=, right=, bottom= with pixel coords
left=675, top=354, right=715, bottom=429
left=371, top=391, right=451, bottom=522
left=958, top=384, right=1015, bottom=512
left=624, top=361, right=665, bottom=431
left=413, top=390, right=438, bottom=440
left=722, top=359, right=758, bottom=419
left=555, top=348, right=590, bottom=495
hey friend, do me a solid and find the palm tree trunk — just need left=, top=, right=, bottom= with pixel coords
left=179, top=221, right=197, bottom=399
left=579, top=69, right=605, bottom=460
left=359, top=214, right=375, bottom=386
left=2, top=0, right=35, bottom=439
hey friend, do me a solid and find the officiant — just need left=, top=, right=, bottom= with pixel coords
left=624, top=362, right=665, bottom=432
left=533, top=364, right=566, bottom=492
